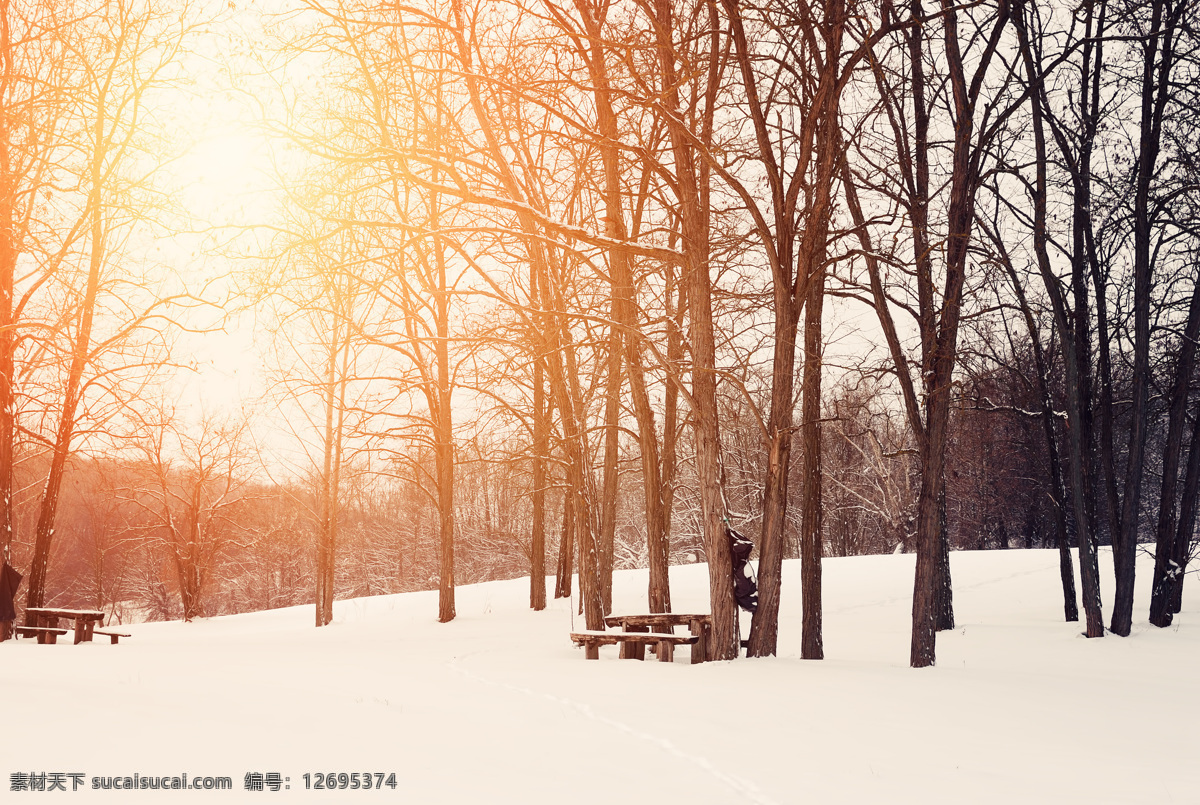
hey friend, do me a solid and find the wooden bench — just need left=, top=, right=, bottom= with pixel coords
left=93, top=630, right=131, bottom=645
left=15, top=626, right=70, bottom=644
left=571, top=630, right=698, bottom=662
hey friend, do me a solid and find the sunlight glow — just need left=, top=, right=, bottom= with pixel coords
left=146, top=8, right=292, bottom=424
left=174, top=122, right=274, bottom=228
left=157, top=96, right=278, bottom=419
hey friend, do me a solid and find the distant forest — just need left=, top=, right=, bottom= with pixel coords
left=1, top=0, right=1197, bottom=667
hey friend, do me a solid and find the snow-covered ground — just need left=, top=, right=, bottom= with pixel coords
left=3, top=548, right=1195, bottom=803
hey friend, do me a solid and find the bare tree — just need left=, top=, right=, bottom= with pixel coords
left=848, top=0, right=1019, bottom=665
left=717, top=0, right=907, bottom=659
left=264, top=183, right=375, bottom=627
left=0, top=0, right=81, bottom=639
left=643, top=0, right=739, bottom=659
left=23, top=0, right=200, bottom=615
left=0, top=0, right=74, bottom=586
left=975, top=201, right=1079, bottom=622
left=823, top=379, right=917, bottom=558
left=1106, top=0, right=1189, bottom=637
left=127, top=410, right=255, bottom=621
left=272, top=0, right=474, bottom=623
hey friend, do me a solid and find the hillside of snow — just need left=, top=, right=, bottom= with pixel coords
left=3, top=548, right=1196, bottom=803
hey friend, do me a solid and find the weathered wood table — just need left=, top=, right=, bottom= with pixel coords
left=571, top=613, right=712, bottom=664
left=23, top=607, right=107, bottom=644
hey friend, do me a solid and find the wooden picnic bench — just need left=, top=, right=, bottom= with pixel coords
left=571, top=613, right=713, bottom=664
left=24, top=607, right=108, bottom=644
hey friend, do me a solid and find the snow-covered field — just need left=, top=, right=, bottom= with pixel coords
left=3, top=548, right=1196, bottom=804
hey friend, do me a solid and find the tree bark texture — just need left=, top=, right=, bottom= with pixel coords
left=315, top=326, right=341, bottom=627
left=555, top=491, right=574, bottom=599
left=530, top=356, right=548, bottom=612
left=599, top=328, right=620, bottom=613
left=1149, top=278, right=1200, bottom=626
left=1166, top=393, right=1200, bottom=616
left=908, top=0, right=1014, bottom=664
left=799, top=259, right=826, bottom=660
left=727, top=0, right=843, bottom=660
left=0, top=31, right=15, bottom=571
left=1111, top=0, right=1179, bottom=637
left=1056, top=0, right=1108, bottom=638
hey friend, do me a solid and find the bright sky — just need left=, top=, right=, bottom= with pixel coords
left=139, top=0, right=898, bottom=472
left=150, top=2, right=290, bottom=430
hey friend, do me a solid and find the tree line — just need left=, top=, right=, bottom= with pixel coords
left=1, top=0, right=1197, bottom=668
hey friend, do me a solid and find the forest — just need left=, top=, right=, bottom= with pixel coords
left=0, top=0, right=1196, bottom=668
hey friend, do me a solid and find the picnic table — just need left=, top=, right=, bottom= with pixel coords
left=22, top=607, right=107, bottom=644
left=571, top=613, right=712, bottom=664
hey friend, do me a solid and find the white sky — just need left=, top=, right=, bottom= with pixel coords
left=144, top=2, right=295, bottom=433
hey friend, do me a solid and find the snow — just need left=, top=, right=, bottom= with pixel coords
left=3, top=548, right=1196, bottom=803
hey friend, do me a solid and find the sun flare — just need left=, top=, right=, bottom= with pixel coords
left=156, top=87, right=283, bottom=419
left=172, top=120, right=275, bottom=228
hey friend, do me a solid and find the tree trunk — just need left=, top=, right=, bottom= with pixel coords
left=661, top=266, right=685, bottom=540
left=1167, top=393, right=1200, bottom=616
left=629, top=362, right=671, bottom=615
left=530, top=356, right=548, bottom=611
left=180, top=490, right=204, bottom=621
left=432, top=195, right=456, bottom=624
left=1150, top=279, right=1200, bottom=625
left=316, top=325, right=340, bottom=627
left=911, top=360, right=955, bottom=667
left=1051, top=0, right=1108, bottom=638
left=747, top=313, right=797, bottom=656
left=527, top=211, right=552, bottom=613
left=0, top=0, right=22, bottom=609
left=1112, top=0, right=1177, bottom=637
left=434, top=368, right=455, bottom=625
left=0, top=88, right=14, bottom=575
left=799, top=260, right=826, bottom=659
left=555, top=490, right=574, bottom=599
left=568, top=454, right=604, bottom=629
left=796, top=12, right=846, bottom=657
left=908, top=0, right=1017, bottom=664
left=598, top=328, right=620, bottom=613
left=989, top=180, right=1078, bottom=621
left=546, top=269, right=603, bottom=628
left=726, top=0, right=844, bottom=660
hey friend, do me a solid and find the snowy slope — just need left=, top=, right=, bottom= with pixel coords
left=2, top=548, right=1195, bottom=804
